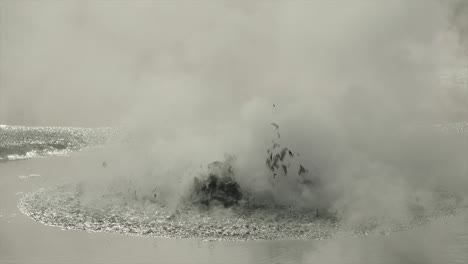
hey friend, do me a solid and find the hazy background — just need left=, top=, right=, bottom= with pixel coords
left=1, top=0, right=467, bottom=228
left=1, top=0, right=466, bottom=127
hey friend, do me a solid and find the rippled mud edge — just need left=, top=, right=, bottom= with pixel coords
left=17, top=185, right=459, bottom=241
left=0, top=126, right=119, bottom=161
left=0, top=149, right=71, bottom=161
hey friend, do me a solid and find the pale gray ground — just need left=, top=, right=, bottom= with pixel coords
left=1, top=155, right=468, bottom=264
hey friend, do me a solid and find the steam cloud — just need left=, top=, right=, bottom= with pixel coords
left=1, top=0, right=467, bottom=227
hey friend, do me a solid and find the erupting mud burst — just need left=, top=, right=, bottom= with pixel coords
left=189, top=155, right=242, bottom=208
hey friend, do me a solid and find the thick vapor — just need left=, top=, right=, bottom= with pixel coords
left=1, top=0, right=467, bottom=226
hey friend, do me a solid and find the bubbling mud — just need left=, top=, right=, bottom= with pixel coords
left=16, top=123, right=466, bottom=241
left=18, top=182, right=459, bottom=241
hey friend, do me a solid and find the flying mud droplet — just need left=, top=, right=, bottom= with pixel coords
left=18, top=174, right=41, bottom=180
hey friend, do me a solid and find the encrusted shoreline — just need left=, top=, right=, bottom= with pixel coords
left=18, top=184, right=457, bottom=241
